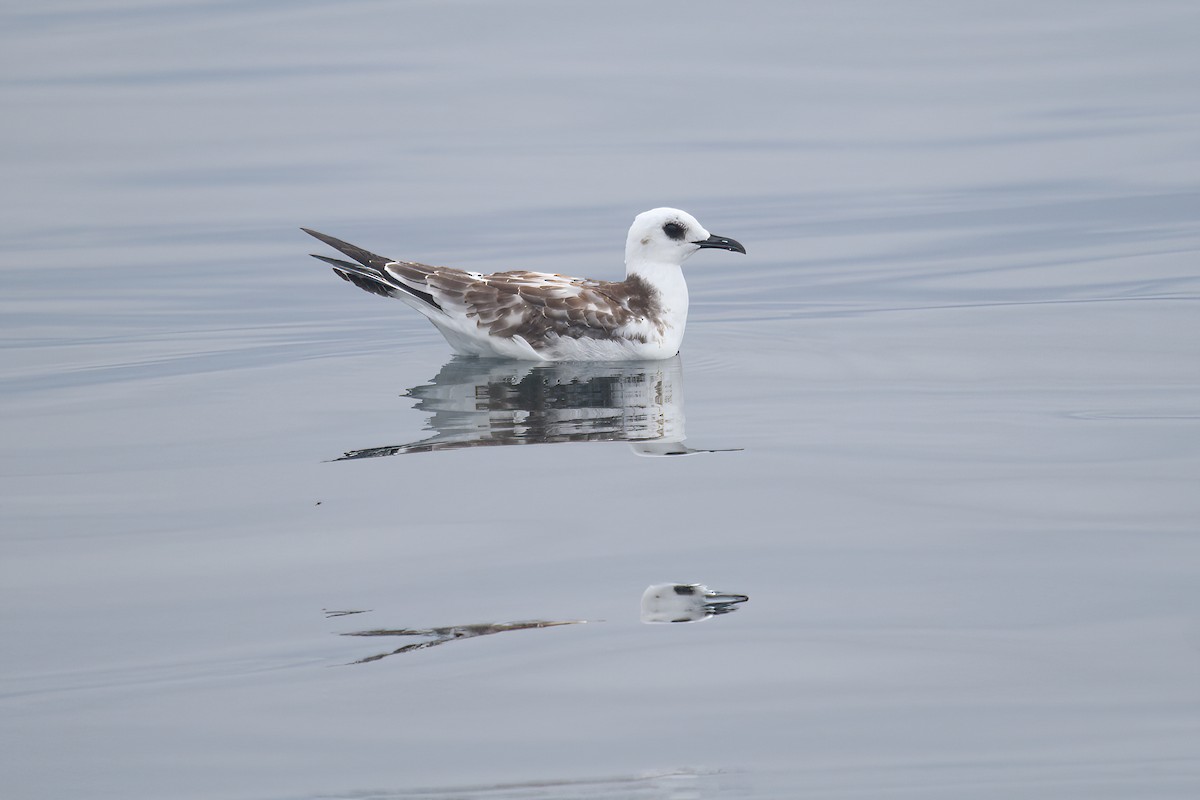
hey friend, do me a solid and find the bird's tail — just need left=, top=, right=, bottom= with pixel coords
left=301, top=228, right=443, bottom=311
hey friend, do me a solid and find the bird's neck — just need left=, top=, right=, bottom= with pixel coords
left=625, top=261, right=689, bottom=353
left=626, top=260, right=688, bottom=314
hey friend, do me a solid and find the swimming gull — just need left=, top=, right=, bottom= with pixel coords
left=302, top=208, right=745, bottom=361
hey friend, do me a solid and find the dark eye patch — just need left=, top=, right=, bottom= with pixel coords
left=662, top=221, right=686, bottom=240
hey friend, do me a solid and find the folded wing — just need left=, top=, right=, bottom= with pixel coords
left=413, top=269, right=660, bottom=346
left=304, top=228, right=662, bottom=349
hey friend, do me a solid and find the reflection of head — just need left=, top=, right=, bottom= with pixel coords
left=640, top=583, right=750, bottom=623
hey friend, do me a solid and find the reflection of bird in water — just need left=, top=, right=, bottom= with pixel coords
left=303, top=208, right=745, bottom=360
left=335, top=355, right=739, bottom=459
left=331, top=580, right=748, bottom=664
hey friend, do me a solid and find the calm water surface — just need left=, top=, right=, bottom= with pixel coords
left=2, top=2, right=1199, bottom=799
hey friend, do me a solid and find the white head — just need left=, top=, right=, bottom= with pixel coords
left=624, top=207, right=746, bottom=268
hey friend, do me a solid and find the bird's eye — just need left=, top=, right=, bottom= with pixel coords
left=662, top=222, right=686, bottom=240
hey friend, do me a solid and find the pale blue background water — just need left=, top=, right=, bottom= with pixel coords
left=2, top=2, right=1199, bottom=798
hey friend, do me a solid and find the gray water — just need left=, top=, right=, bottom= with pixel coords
left=3, top=2, right=1199, bottom=798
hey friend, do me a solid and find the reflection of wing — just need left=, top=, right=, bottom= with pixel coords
left=340, top=620, right=585, bottom=665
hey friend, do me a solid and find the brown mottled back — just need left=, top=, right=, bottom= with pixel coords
left=385, top=263, right=665, bottom=349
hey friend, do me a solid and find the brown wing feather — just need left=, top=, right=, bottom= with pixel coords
left=422, top=270, right=664, bottom=349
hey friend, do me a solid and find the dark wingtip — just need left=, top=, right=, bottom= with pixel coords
left=301, top=227, right=345, bottom=249
left=299, top=227, right=394, bottom=271
left=301, top=227, right=333, bottom=243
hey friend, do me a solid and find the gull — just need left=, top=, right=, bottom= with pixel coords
left=302, top=208, right=745, bottom=361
